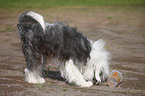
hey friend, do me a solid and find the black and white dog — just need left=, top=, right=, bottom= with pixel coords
left=17, top=11, right=110, bottom=87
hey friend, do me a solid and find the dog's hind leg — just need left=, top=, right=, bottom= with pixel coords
left=101, top=61, right=109, bottom=81
left=22, top=44, right=45, bottom=84
left=62, top=59, right=93, bottom=87
left=88, top=39, right=110, bottom=84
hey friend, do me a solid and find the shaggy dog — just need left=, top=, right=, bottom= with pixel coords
left=17, top=11, right=110, bottom=87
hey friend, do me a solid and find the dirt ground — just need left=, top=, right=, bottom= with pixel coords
left=0, top=6, right=145, bottom=96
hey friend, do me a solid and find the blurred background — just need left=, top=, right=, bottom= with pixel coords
left=0, top=0, right=145, bottom=96
left=0, top=0, right=145, bottom=8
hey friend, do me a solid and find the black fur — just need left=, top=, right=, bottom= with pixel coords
left=17, top=11, right=91, bottom=72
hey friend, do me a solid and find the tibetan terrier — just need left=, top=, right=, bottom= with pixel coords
left=17, top=11, right=110, bottom=87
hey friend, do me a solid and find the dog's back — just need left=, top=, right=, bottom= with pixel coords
left=44, top=23, right=91, bottom=62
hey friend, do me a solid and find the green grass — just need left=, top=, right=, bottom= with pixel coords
left=0, top=0, right=145, bottom=9
left=62, top=89, right=68, bottom=92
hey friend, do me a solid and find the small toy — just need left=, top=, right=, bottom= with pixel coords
left=107, top=70, right=123, bottom=87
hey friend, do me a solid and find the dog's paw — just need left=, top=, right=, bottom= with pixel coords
left=24, top=68, right=45, bottom=84
left=96, top=81, right=101, bottom=85
left=36, top=77, right=45, bottom=84
left=79, top=81, right=93, bottom=88
left=25, top=76, right=45, bottom=84
left=95, top=76, right=101, bottom=85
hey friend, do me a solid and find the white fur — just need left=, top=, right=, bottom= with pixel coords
left=24, top=68, right=45, bottom=84
left=83, top=39, right=110, bottom=83
left=24, top=39, right=110, bottom=87
left=45, top=22, right=55, bottom=26
left=27, top=11, right=45, bottom=32
left=60, top=60, right=93, bottom=87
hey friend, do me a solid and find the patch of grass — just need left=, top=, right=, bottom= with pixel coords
left=0, top=0, right=145, bottom=9
left=107, top=16, right=112, bottom=19
left=62, top=89, right=68, bottom=92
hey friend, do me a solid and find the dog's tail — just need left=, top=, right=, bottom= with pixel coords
left=93, top=39, right=106, bottom=50
left=17, top=11, right=45, bottom=35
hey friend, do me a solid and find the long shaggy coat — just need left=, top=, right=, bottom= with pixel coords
left=17, top=11, right=110, bottom=87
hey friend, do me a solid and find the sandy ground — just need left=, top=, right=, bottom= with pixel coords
left=0, top=6, right=145, bottom=96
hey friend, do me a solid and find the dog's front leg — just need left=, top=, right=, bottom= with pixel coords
left=63, top=60, right=93, bottom=87
left=22, top=44, right=45, bottom=84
